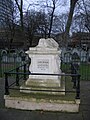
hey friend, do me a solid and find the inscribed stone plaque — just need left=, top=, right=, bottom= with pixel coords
left=37, top=59, right=49, bottom=72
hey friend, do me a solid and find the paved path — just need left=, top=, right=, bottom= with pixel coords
left=0, top=78, right=90, bottom=120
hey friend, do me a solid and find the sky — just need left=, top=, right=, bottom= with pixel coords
left=23, top=0, right=70, bottom=15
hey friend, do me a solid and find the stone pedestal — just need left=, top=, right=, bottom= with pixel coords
left=20, top=38, right=65, bottom=95
left=4, top=38, right=80, bottom=112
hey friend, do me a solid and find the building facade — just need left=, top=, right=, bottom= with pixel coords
left=0, top=0, right=13, bottom=27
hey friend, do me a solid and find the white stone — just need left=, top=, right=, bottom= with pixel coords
left=4, top=95, right=80, bottom=112
left=25, top=38, right=61, bottom=81
left=21, top=38, right=65, bottom=95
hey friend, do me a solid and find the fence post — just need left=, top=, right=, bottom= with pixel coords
left=16, top=67, right=19, bottom=86
left=5, top=73, right=9, bottom=95
left=71, top=63, right=76, bottom=88
left=24, top=63, right=27, bottom=80
left=0, top=52, right=2, bottom=77
left=76, top=75, right=80, bottom=99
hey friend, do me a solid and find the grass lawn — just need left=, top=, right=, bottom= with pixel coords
left=61, top=62, right=90, bottom=81
left=79, top=63, right=90, bottom=80
left=9, top=76, right=76, bottom=102
left=1, top=62, right=90, bottom=81
left=0, top=63, right=23, bottom=77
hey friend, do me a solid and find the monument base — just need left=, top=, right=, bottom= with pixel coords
left=20, top=76, right=65, bottom=95
left=4, top=95, right=80, bottom=112
left=4, top=75, right=80, bottom=112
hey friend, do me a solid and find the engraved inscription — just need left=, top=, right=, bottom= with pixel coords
left=37, top=59, right=49, bottom=71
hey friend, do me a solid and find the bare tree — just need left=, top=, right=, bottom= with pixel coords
left=64, top=0, right=78, bottom=46
left=38, top=0, right=60, bottom=38
left=23, top=10, right=36, bottom=46
left=72, top=0, right=90, bottom=33
left=23, top=10, right=49, bottom=46
left=71, top=14, right=86, bottom=33
left=53, top=13, right=68, bottom=33
left=14, top=0, right=23, bottom=32
left=5, top=15, right=16, bottom=49
left=82, top=0, right=90, bottom=32
left=46, top=0, right=61, bottom=38
left=36, top=11, right=49, bottom=38
left=1, top=2, right=17, bottom=49
left=48, top=0, right=56, bottom=37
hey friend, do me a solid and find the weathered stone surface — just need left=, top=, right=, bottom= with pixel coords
left=25, top=38, right=62, bottom=88
left=4, top=95, right=80, bottom=112
left=20, top=38, right=65, bottom=95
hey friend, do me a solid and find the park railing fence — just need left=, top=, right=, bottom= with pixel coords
left=0, top=49, right=28, bottom=77
left=61, top=51, right=90, bottom=81
left=1, top=48, right=90, bottom=81
left=4, top=62, right=80, bottom=100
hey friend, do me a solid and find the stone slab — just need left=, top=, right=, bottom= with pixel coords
left=4, top=95, right=80, bottom=112
left=20, top=76, right=65, bottom=95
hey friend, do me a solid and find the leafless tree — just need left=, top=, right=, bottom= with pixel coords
left=1, top=2, right=17, bottom=49
left=5, top=16, right=16, bottom=49
left=46, top=0, right=61, bottom=38
left=14, top=0, right=23, bottom=32
left=47, top=0, right=56, bottom=37
left=23, top=10, right=49, bottom=46
left=64, top=0, right=78, bottom=46
left=53, top=13, right=68, bottom=33
left=81, top=0, right=90, bottom=32
left=24, top=10, right=38, bottom=46
left=71, top=0, right=90, bottom=33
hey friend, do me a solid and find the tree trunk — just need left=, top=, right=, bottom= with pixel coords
left=64, top=0, right=78, bottom=47
left=48, top=0, right=55, bottom=38
left=20, top=0, right=23, bottom=32
left=15, top=0, right=23, bottom=32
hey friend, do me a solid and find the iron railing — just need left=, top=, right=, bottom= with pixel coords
left=0, top=50, right=27, bottom=77
left=4, top=62, right=80, bottom=99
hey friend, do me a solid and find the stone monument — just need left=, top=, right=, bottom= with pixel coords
left=4, top=38, right=80, bottom=112
left=20, top=38, right=65, bottom=95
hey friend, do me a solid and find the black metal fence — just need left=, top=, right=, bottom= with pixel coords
left=0, top=49, right=27, bottom=77
left=1, top=49, right=90, bottom=81
left=61, top=52, right=90, bottom=81
left=4, top=62, right=80, bottom=99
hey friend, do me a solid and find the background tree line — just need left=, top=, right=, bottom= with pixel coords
left=1, top=0, right=90, bottom=48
